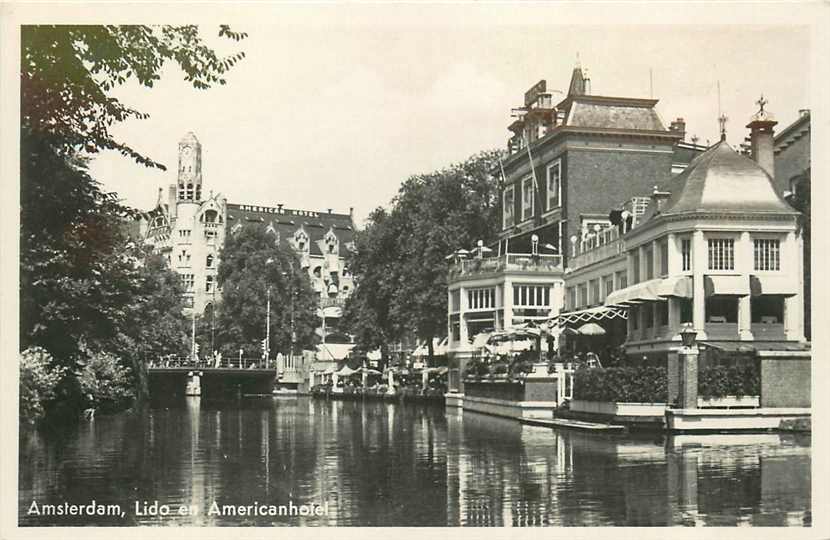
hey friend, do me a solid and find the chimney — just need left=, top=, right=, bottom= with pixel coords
left=349, top=207, right=354, bottom=221
left=669, top=118, right=686, bottom=140
left=277, top=203, right=284, bottom=212
left=327, top=208, right=333, bottom=214
left=746, top=95, right=777, bottom=178
left=650, top=185, right=672, bottom=212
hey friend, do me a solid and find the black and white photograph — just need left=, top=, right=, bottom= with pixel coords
left=2, top=2, right=827, bottom=534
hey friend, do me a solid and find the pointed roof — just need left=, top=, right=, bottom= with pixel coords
left=180, top=131, right=200, bottom=145
left=659, top=141, right=796, bottom=215
left=568, top=66, right=586, bottom=96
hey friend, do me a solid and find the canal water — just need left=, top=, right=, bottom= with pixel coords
left=19, top=397, right=811, bottom=527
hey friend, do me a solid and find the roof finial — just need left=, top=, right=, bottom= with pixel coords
left=691, top=134, right=700, bottom=146
left=757, top=94, right=767, bottom=114
left=576, top=51, right=581, bottom=68
left=718, top=113, right=728, bottom=142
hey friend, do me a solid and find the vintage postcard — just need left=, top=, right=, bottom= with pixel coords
left=1, top=2, right=827, bottom=538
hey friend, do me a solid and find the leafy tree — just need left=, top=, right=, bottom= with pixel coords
left=20, top=25, right=246, bottom=416
left=19, top=348, right=67, bottom=426
left=77, top=352, right=135, bottom=413
left=22, top=25, right=247, bottom=168
left=344, top=151, right=503, bottom=363
left=215, top=225, right=319, bottom=359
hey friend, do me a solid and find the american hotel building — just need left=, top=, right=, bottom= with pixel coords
left=446, top=65, right=705, bottom=384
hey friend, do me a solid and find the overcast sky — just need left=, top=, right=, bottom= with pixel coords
left=88, top=20, right=810, bottom=225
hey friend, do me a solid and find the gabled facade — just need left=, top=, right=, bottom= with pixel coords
left=140, top=133, right=356, bottom=334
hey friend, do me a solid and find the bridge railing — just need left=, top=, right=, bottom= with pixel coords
left=148, top=356, right=278, bottom=370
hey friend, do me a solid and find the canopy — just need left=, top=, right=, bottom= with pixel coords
left=359, top=367, right=382, bottom=375
left=704, top=275, right=749, bottom=297
left=489, top=325, right=541, bottom=343
left=471, top=332, right=492, bottom=349
left=577, top=322, right=606, bottom=336
left=552, top=305, right=628, bottom=326
left=336, top=365, right=358, bottom=376
left=749, top=275, right=797, bottom=297
left=605, top=276, right=693, bottom=306
left=316, top=343, right=355, bottom=361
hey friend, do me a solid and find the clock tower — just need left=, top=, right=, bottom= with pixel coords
left=177, top=132, right=203, bottom=202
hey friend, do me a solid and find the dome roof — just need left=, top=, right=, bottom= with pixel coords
left=660, top=141, right=796, bottom=215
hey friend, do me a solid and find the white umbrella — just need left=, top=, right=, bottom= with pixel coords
left=578, top=322, right=606, bottom=336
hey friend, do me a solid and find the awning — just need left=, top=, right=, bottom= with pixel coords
left=704, top=275, right=749, bottom=297
left=750, top=275, right=797, bottom=297
left=553, top=305, right=628, bottom=326
left=657, top=275, right=693, bottom=298
left=604, top=278, right=662, bottom=306
left=701, top=340, right=809, bottom=353
left=471, top=332, right=491, bottom=349
left=336, top=365, right=358, bottom=376
left=316, top=343, right=355, bottom=361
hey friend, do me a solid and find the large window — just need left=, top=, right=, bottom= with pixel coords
left=616, top=271, right=628, bottom=291
left=681, top=238, right=692, bottom=272
left=708, top=238, right=735, bottom=271
left=630, top=306, right=639, bottom=330
left=205, top=275, right=214, bottom=293
left=706, top=296, right=738, bottom=323
left=450, top=290, right=461, bottom=312
left=468, top=287, right=496, bottom=310
left=521, top=177, right=534, bottom=221
left=503, top=185, right=515, bottom=229
left=578, top=284, right=588, bottom=307
left=752, top=295, right=785, bottom=324
left=659, top=239, right=669, bottom=276
left=181, top=274, right=194, bottom=291
left=589, top=280, right=600, bottom=305
left=567, top=287, right=576, bottom=311
left=754, top=239, right=780, bottom=271
left=546, top=160, right=561, bottom=210
left=632, top=252, right=641, bottom=284
left=513, top=285, right=550, bottom=308
left=645, top=246, right=654, bottom=280
left=603, top=275, right=614, bottom=299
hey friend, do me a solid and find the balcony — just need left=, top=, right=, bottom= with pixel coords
left=320, top=296, right=345, bottom=309
left=570, top=227, right=625, bottom=271
left=448, top=253, right=563, bottom=282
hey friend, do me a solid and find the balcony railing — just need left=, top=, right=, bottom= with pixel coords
left=570, top=236, right=626, bottom=270
left=320, top=296, right=345, bottom=309
left=449, top=253, right=563, bottom=279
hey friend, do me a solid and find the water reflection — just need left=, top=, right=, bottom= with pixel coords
left=18, top=398, right=810, bottom=526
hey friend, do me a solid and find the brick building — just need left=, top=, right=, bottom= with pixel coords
left=498, top=66, right=705, bottom=262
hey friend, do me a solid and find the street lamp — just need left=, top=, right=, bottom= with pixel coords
left=679, top=322, right=697, bottom=349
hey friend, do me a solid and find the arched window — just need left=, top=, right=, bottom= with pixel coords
left=204, top=209, right=218, bottom=223
left=206, top=254, right=214, bottom=268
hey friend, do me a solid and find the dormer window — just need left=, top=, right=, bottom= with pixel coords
left=203, top=209, right=218, bottom=223
left=294, top=229, right=309, bottom=252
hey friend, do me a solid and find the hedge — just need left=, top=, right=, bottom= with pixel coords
left=698, top=363, right=760, bottom=398
left=573, top=366, right=668, bottom=403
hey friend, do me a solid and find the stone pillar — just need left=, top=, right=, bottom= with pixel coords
left=652, top=239, right=661, bottom=280
left=668, top=297, right=681, bottom=331
left=447, top=288, right=454, bottom=348
left=626, top=252, right=636, bottom=285
left=667, top=350, right=680, bottom=406
left=691, top=231, right=707, bottom=337
left=422, top=369, right=429, bottom=391
left=678, top=346, right=699, bottom=409
left=639, top=244, right=649, bottom=283
left=459, top=286, right=469, bottom=345
left=784, top=231, right=805, bottom=341
left=667, top=233, right=681, bottom=275
left=332, top=372, right=339, bottom=388
left=386, top=370, right=395, bottom=395
left=362, top=369, right=368, bottom=388
left=503, top=278, right=514, bottom=328
left=738, top=232, right=752, bottom=339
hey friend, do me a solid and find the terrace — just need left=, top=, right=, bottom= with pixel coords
left=448, top=253, right=563, bottom=283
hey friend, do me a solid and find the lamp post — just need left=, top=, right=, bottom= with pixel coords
left=678, top=323, right=699, bottom=409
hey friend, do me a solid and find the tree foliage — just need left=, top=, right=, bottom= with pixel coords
left=19, top=348, right=67, bottom=426
left=215, top=225, right=319, bottom=359
left=22, top=25, right=247, bottom=168
left=344, top=150, right=504, bottom=361
left=20, top=25, right=246, bottom=417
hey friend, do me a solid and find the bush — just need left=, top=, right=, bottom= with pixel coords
left=698, top=363, right=760, bottom=398
left=490, top=362, right=508, bottom=375
left=573, top=366, right=668, bottom=403
left=19, top=348, right=67, bottom=425
left=77, top=352, right=135, bottom=412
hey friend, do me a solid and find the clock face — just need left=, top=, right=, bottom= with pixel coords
left=182, top=146, right=192, bottom=157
